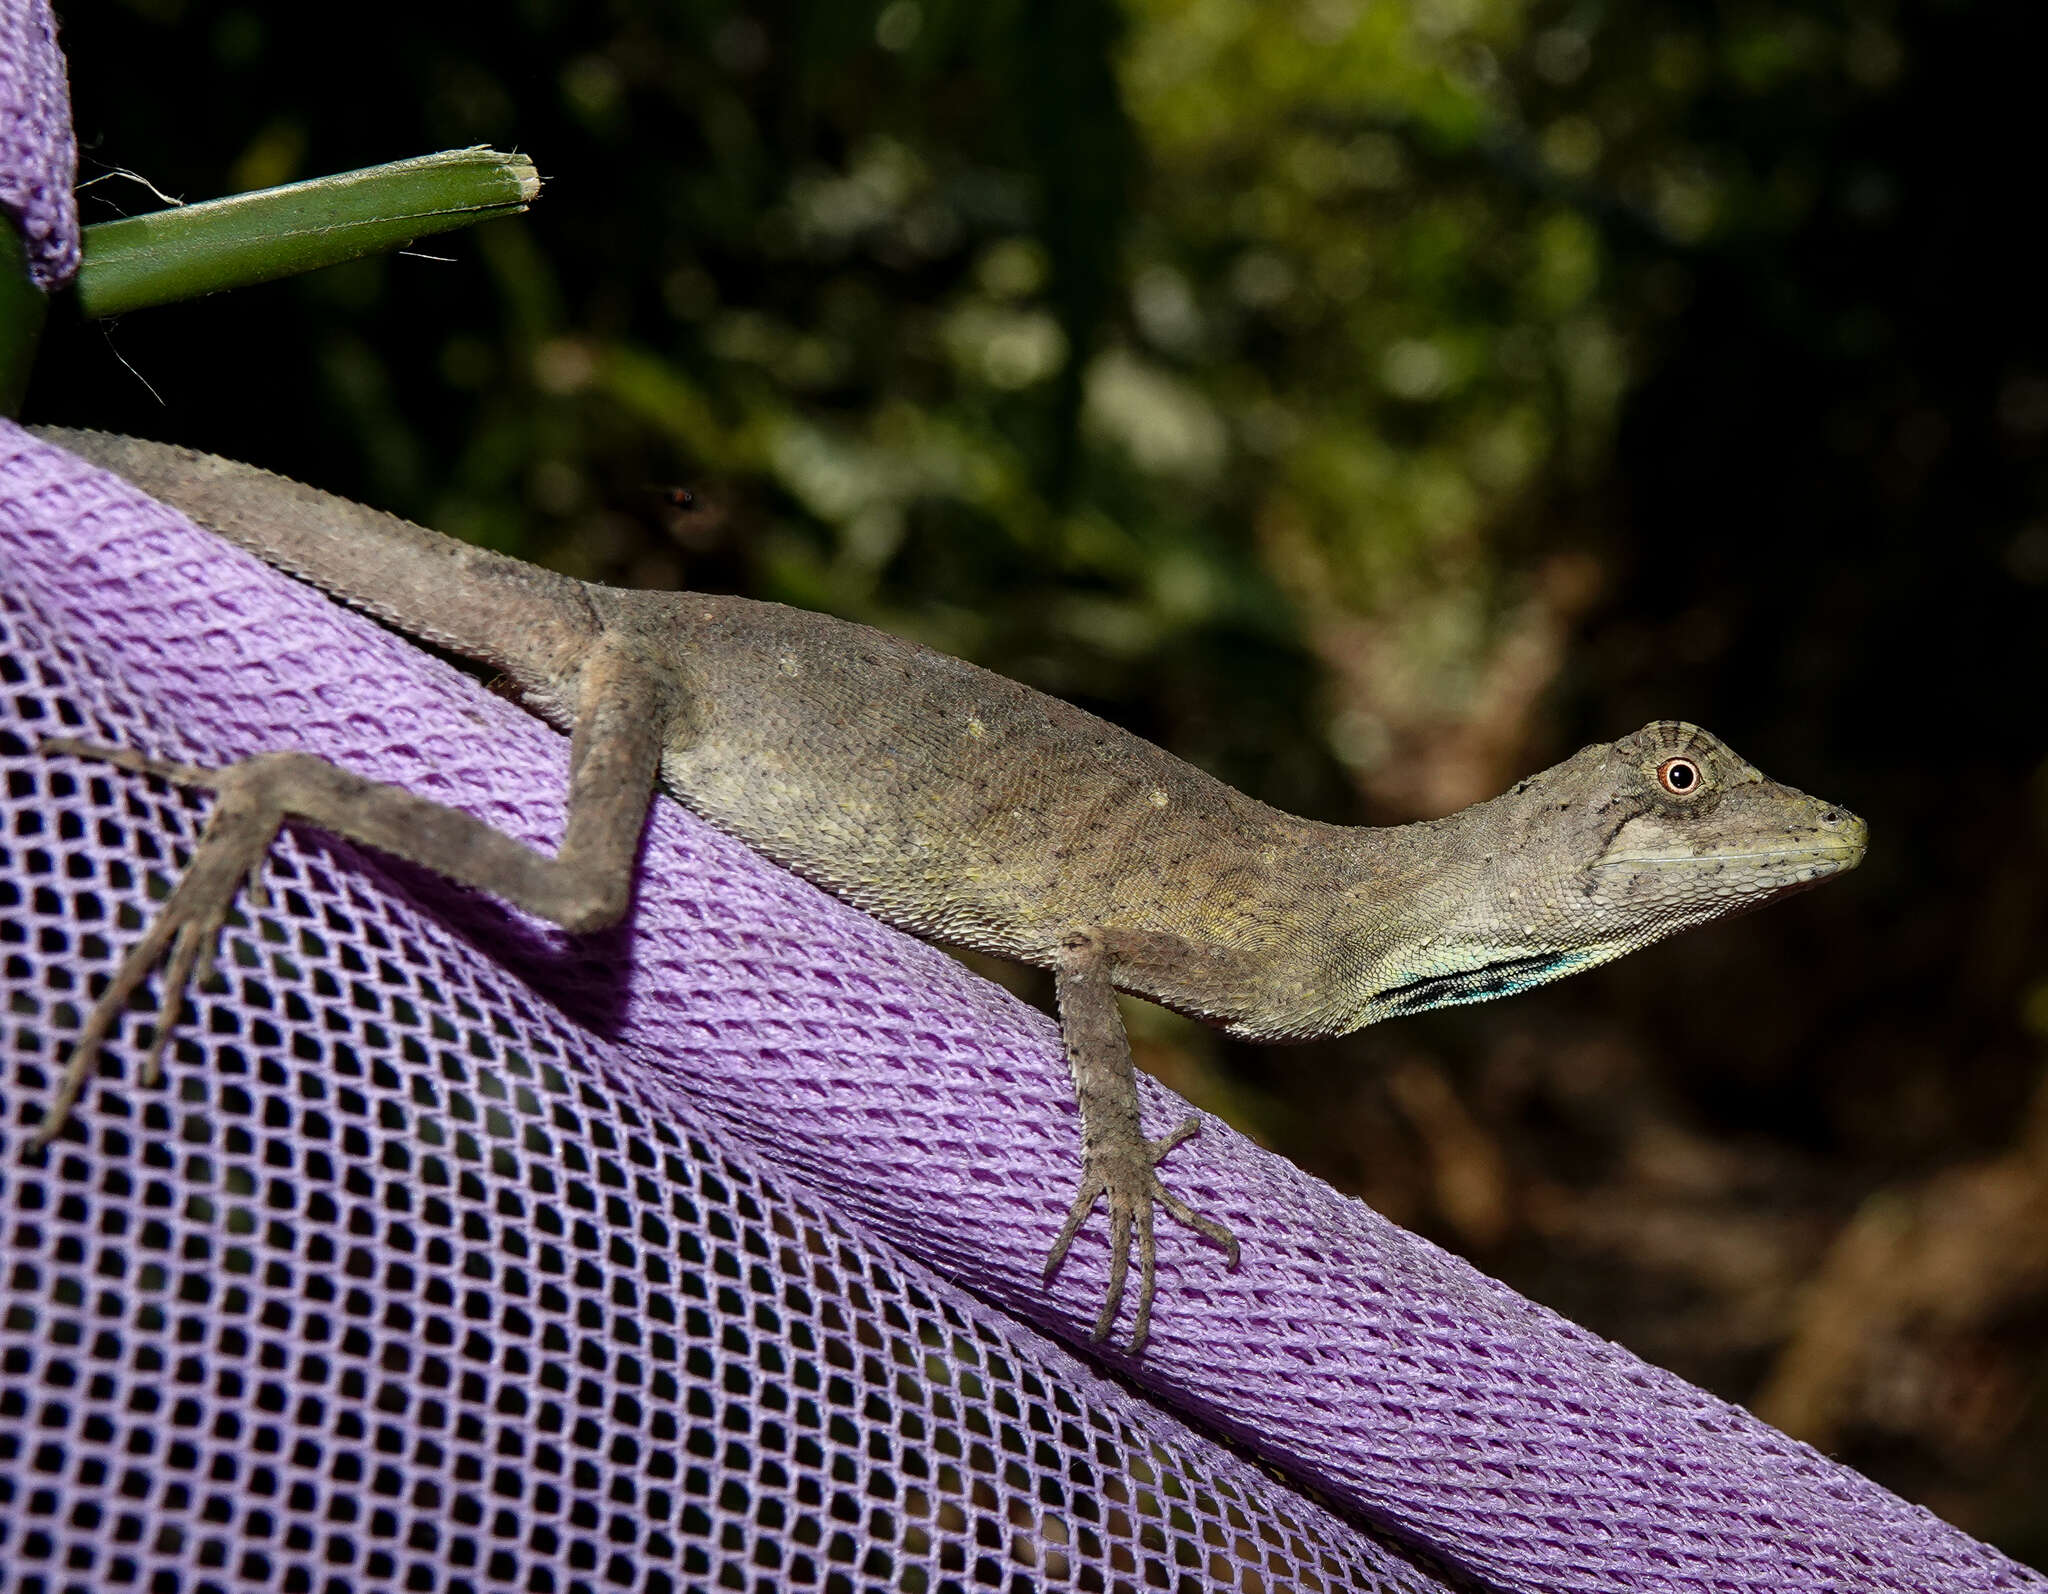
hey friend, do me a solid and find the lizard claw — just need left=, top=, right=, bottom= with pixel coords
left=1042, top=1113, right=1238, bottom=1354
left=30, top=744, right=285, bottom=1148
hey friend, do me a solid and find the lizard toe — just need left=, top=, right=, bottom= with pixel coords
left=33, top=748, right=288, bottom=1143
left=1046, top=1118, right=1231, bottom=1353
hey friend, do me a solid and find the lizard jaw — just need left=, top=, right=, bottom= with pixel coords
left=1591, top=805, right=1867, bottom=896
left=1594, top=817, right=1867, bottom=887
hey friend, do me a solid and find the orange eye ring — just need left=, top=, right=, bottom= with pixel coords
left=1658, top=755, right=1703, bottom=796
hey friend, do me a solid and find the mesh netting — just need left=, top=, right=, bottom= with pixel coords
left=0, top=0, right=76, bottom=290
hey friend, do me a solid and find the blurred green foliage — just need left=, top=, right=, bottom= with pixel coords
left=35, top=0, right=2048, bottom=1560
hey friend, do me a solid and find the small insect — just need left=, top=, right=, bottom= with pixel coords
left=643, top=482, right=726, bottom=550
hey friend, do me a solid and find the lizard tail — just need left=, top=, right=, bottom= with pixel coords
left=33, top=427, right=599, bottom=682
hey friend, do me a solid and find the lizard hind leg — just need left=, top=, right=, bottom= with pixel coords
left=1042, top=928, right=1239, bottom=1354
left=33, top=647, right=670, bottom=1149
left=34, top=738, right=290, bottom=1148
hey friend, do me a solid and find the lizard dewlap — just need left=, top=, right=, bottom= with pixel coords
left=28, top=427, right=1868, bottom=1353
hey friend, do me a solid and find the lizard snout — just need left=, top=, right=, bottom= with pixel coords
left=1813, top=805, right=1868, bottom=866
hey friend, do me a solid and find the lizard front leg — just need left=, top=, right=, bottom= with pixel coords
left=33, top=638, right=673, bottom=1147
left=1042, top=927, right=1239, bottom=1352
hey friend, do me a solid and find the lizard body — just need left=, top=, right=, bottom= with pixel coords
left=27, top=427, right=1869, bottom=1350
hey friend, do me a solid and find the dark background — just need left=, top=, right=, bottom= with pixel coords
left=33, top=0, right=2048, bottom=1560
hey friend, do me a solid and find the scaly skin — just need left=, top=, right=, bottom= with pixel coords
left=28, top=428, right=1869, bottom=1352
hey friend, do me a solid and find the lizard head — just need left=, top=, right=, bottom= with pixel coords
left=1355, top=721, right=1866, bottom=1023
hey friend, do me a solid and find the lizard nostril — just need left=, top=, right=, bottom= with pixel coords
left=1820, top=809, right=1841, bottom=824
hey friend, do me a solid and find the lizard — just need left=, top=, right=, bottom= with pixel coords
left=24, top=427, right=1870, bottom=1352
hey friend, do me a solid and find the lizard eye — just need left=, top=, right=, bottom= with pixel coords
left=1658, top=755, right=1703, bottom=796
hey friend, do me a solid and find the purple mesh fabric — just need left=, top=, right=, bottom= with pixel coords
left=5, top=429, right=2046, bottom=1594
left=0, top=429, right=1468, bottom=1591
left=0, top=0, right=77, bottom=289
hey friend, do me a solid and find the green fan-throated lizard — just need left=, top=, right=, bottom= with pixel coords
left=28, top=428, right=1869, bottom=1352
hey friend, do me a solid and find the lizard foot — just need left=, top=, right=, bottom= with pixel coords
left=1041, top=1114, right=1239, bottom=1354
left=33, top=739, right=287, bottom=1149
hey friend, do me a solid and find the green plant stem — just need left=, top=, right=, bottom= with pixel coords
left=74, top=148, right=542, bottom=320
left=0, top=218, right=49, bottom=418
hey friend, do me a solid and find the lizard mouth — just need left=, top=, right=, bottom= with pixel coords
left=1596, top=814, right=1869, bottom=877
left=1597, top=844, right=1864, bottom=867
